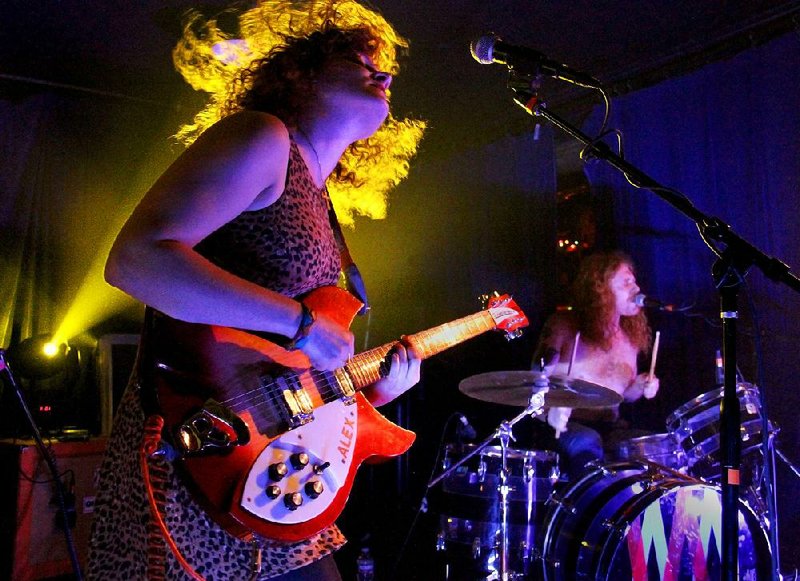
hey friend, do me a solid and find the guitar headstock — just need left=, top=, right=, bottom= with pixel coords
left=481, top=292, right=529, bottom=340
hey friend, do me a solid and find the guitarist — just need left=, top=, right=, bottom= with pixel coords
left=89, top=3, right=425, bottom=580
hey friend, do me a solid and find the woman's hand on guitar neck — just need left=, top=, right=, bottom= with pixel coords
left=297, top=309, right=355, bottom=371
left=363, top=340, right=422, bottom=407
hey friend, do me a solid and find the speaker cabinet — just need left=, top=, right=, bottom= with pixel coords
left=0, top=438, right=107, bottom=581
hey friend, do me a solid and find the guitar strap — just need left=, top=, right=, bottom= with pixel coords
left=137, top=306, right=159, bottom=417
left=326, top=193, right=370, bottom=315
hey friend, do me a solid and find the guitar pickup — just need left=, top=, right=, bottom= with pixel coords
left=332, top=368, right=357, bottom=405
left=274, top=375, right=315, bottom=429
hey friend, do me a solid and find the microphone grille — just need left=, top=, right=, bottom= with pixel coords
left=634, top=293, right=646, bottom=307
left=470, top=34, right=497, bottom=65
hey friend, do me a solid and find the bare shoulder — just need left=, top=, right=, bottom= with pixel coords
left=156, top=111, right=292, bottom=212
left=193, top=111, right=290, bottom=157
left=121, top=111, right=294, bottom=246
left=542, top=311, right=577, bottom=339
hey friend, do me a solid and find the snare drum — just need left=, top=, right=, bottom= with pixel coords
left=611, top=432, right=687, bottom=472
left=540, top=461, right=771, bottom=580
left=666, top=383, right=775, bottom=483
left=435, top=444, right=560, bottom=579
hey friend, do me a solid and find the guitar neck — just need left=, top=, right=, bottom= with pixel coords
left=343, top=310, right=497, bottom=390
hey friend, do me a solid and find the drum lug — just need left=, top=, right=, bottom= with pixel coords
left=592, top=461, right=613, bottom=477
left=518, top=539, right=535, bottom=562
left=601, top=518, right=625, bottom=535
left=477, top=458, right=487, bottom=482
left=435, top=531, right=446, bottom=552
left=524, top=458, right=534, bottom=482
left=547, top=491, right=577, bottom=514
left=471, top=537, right=481, bottom=559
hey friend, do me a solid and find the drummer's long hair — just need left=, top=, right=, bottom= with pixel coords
left=572, top=251, right=652, bottom=353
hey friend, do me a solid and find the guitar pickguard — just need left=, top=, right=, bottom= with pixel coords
left=241, top=399, right=358, bottom=524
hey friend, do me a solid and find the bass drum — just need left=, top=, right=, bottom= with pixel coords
left=539, top=461, right=771, bottom=580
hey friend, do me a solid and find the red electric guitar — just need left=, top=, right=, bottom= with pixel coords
left=146, top=286, right=528, bottom=542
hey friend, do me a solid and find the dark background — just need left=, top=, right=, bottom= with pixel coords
left=1, top=1, right=799, bottom=578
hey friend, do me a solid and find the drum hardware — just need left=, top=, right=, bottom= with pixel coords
left=458, top=371, right=622, bottom=409
left=435, top=532, right=446, bottom=551
left=523, top=459, right=533, bottom=481
left=472, top=538, right=481, bottom=559
left=430, top=373, right=550, bottom=580
left=539, top=461, right=772, bottom=580
left=665, top=381, right=779, bottom=545
left=593, top=462, right=614, bottom=477
left=477, top=459, right=487, bottom=482
left=545, top=492, right=576, bottom=515
left=433, top=370, right=622, bottom=580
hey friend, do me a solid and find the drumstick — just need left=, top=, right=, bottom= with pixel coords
left=648, top=331, right=660, bottom=381
left=567, top=331, right=580, bottom=376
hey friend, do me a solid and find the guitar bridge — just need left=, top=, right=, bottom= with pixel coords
left=176, top=399, right=250, bottom=456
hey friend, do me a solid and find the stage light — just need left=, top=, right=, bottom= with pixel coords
left=6, top=334, right=79, bottom=380
left=42, top=341, right=60, bottom=358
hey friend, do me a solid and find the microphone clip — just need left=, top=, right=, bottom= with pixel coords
left=508, top=70, right=544, bottom=114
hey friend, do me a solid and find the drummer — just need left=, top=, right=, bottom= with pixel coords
left=531, top=250, right=659, bottom=479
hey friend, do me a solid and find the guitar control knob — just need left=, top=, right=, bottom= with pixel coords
left=284, top=491, right=303, bottom=511
left=305, top=480, right=324, bottom=499
left=266, top=484, right=281, bottom=499
left=290, top=452, right=310, bottom=470
left=313, top=461, right=331, bottom=475
left=269, top=462, right=289, bottom=482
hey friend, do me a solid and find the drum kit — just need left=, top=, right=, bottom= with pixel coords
left=427, top=371, right=777, bottom=580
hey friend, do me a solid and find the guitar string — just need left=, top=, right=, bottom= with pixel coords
left=220, top=314, right=500, bottom=422
left=223, top=317, right=496, bottom=420
left=223, top=348, right=390, bottom=422
left=221, top=341, right=391, bottom=408
left=221, top=317, right=475, bottom=411
left=216, top=311, right=504, bottom=422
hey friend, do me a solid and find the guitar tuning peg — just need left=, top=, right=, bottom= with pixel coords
left=504, top=328, right=525, bottom=341
left=480, top=290, right=510, bottom=309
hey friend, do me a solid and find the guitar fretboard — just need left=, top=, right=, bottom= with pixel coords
left=340, top=310, right=498, bottom=391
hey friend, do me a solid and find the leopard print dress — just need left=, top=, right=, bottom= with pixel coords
left=88, top=138, right=346, bottom=580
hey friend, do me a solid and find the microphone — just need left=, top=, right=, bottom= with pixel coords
left=634, top=293, right=676, bottom=312
left=456, top=414, right=477, bottom=440
left=470, top=33, right=602, bottom=89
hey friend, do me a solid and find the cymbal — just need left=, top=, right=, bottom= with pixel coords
left=458, top=371, right=622, bottom=409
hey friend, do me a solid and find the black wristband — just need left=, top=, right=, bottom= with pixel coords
left=286, top=303, right=315, bottom=351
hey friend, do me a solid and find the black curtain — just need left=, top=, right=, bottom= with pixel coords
left=584, top=31, right=800, bottom=573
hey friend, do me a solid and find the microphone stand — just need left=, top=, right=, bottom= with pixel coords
left=509, top=77, right=799, bottom=580
left=0, top=350, right=85, bottom=581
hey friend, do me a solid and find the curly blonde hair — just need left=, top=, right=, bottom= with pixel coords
left=571, top=251, right=652, bottom=353
left=172, top=0, right=426, bottom=225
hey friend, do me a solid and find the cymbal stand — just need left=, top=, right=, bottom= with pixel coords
left=429, top=379, right=549, bottom=581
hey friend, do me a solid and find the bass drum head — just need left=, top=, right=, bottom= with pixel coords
left=540, top=461, right=771, bottom=580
